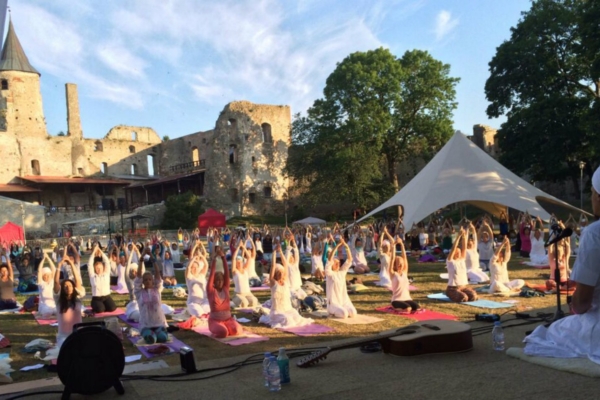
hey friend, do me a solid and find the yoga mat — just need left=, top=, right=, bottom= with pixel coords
left=521, top=261, right=550, bottom=269
left=85, top=307, right=125, bottom=317
left=250, top=285, right=270, bottom=292
left=128, top=336, right=187, bottom=359
left=426, top=294, right=515, bottom=308
left=373, top=282, right=417, bottom=291
left=329, top=314, right=384, bottom=325
left=110, top=286, right=129, bottom=294
left=13, top=290, right=39, bottom=295
left=191, top=326, right=269, bottom=346
left=527, top=284, right=575, bottom=295
left=0, top=303, right=22, bottom=314
left=376, top=306, right=457, bottom=321
left=32, top=312, right=57, bottom=326
left=118, top=314, right=140, bottom=329
left=507, top=347, right=600, bottom=378
left=427, top=293, right=451, bottom=301
left=164, top=284, right=186, bottom=289
left=279, top=324, right=334, bottom=336
left=440, top=273, right=449, bottom=280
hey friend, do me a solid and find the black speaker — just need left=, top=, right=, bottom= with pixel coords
left=57, top=321, right=125, bottom=399
left=101, top=198, right=115, bottom=211
left=180, top=346, right=197, bottom=373
left=117, top=198, right=127, bottom=210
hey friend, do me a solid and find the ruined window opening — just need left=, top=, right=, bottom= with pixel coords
left=1, top=79, right=8, bottom=90
left=263, top=186, right=272, bottom=198
left=229, top=145, right=237, bottom=164
left=192, top=146, right=199, bottom=163
left=231, top=188, right=239, bottom=202
left=244, top=134, right=249, bottom=142
left=202, top=138, right=206, bottom=144
left=31, top=160, right=40, bottom=176
left=261, top=123, right=272, bottom=143
left=249, top=192, right=256, bottom=204
left=131, top=164, right=138, bottom=176
left=227, top=119, right=237, bottom=129
left=94, top=141, right=103, bottom=152
left=129, top=145, right=136, bottom=153
left=77, top=168, right=84, bottom=176
left=147, top=154, right=155, bottom=176
left=131, top=131, right=137, bottom=141
left=101, top=162, right=107, bottom=175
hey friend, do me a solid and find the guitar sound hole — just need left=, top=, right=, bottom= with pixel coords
left=394, top=329, right=417, bottom=335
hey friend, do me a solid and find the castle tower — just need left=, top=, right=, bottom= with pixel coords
left=0, top=19, right=47, bottom=138
left=66, top=83, right=82, bottom=138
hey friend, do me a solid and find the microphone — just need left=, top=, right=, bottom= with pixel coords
left=544, top=227, right=573, bottom=248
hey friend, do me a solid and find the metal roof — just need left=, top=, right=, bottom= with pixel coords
left=127, top=171, right=203, bottom=189
left=0, top=184, right=40, bottom=193
left=21, top=176, right=131, bottom=185
left=0, top=20, right=39, bottom=75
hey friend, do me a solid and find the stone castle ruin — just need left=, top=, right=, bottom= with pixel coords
left=0, top=20, right=290, bottom=233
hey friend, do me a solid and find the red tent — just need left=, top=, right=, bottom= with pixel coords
left=197, top=209, right=226, bottom=235
left=0, top=221, right=25, bottom=243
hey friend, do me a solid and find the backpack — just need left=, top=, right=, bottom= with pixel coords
left=23, top=295, right=39, bottom=312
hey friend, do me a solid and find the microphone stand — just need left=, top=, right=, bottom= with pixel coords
left=544, top=228, right=565, bottom=323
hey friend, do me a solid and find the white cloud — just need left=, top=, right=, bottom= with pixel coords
left=96, top=41, right=148, bottom=80
left=434, top=10, right=459, bottom=41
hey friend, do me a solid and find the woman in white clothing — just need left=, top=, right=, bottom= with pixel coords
left=376, top=227, right=393, bottom=288
left=185, top=246, right=211, bottom=317
left=445, top=229, right=478, bottom=302
left=37, top=253, right=57, bottom=317
left=477, top=221, right=495, bottom=271
left=114, top=250, right=129, bottom=294
left=325, top=236, right=356, bottom=319
left=488, top=236, right=525, bottom=294
left=134, top=248, right=168, bottom=344
left=125, top=246, right=142, bottom=322
left=305, top=227, right=313, bottom=255
left=284, top=229, right=307, bottom=301
left=389, top=238, right=419, bottom=312
left=259, top=245, right=313, bottom=329
left=88, top=246, right=117, bottom=313
left=231, top=243, right=259, bottom=308
left=529, top=216, right=548, bottom=265
left=350, top=231, right=370, bottom=274
left=465, top=222, right=489, bottom=283
left=311, top=239, right=325, bottom=280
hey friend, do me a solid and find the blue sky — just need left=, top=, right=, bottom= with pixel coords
left=10, top=0, right=531, bottom=140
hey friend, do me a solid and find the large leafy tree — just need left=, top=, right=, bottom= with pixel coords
left=485, top=0, right=600, bottom=193
left=161, top=191, right=204, bottom=229
left=287, top=48, right=458, bottom=208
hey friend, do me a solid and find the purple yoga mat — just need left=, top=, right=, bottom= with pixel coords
left=119, top=314, right=140, bottom=329
left=279, top=324, right=334, bottom=336
left=192, top=326, right=270, bottom=346
left=250, top=285, right=270, bottom=292
left=128, top=335, right=188, bottom=358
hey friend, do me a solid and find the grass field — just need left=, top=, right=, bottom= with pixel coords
left=0, top=255, right=565, bottom=384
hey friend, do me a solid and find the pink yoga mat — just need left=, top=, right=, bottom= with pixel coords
left=376, top=307, right=457, bottom=321
left=192, top=326, right=269, bottom=346
left=32, top=312, right=57, bottom=325
left=110, top=286, right=129, bottom=294
left=279, top=324, right=334, bottom=336
left=128, top=335, right=188, bottom=359
left=373, top=282, right=417, bottom=291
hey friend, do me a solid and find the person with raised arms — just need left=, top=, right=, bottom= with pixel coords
left=389, top=237, right=419, bottom=313
left=88, top=245, right=117, bottom=313
left=488, top=236, right=524, bottom=294
left=376, top=227, right=393, bottom=288
left=0, top=248, right=17, bottom=311
left=445, top=229, right=478, bottom=302
left=465, top=222, right=489, bottom=283
left=54, top=257, right=83, bottom=346
left=324, top=235, right=357, bottom=319
left=231, top=241, right=259, bottom=308
left=185, top=242, right=210, bottom=317
left=37, top=253, right=57, bottom=317
left=134, top=248, right=168, bottom=344
left=206, top=247, right=243, bottom=338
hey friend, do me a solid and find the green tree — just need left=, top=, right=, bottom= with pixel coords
left=287, top=48, right=458, bottom=207
left=161, top=191, right=204, bottom=229
left=57, top=131, right=65, bottom=136
left=485, top=0, right=600, bottom=194
left=163, top=135, right=170, bottom=141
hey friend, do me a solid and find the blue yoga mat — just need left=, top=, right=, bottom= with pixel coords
left=427, top=293, right=451, bottom=301
left=427, top=293, right=514, bottom=308
left=164, top=284, right=186, bottom=289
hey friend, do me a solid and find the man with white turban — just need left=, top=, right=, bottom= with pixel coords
left=524, top=166, right=600, bottom=363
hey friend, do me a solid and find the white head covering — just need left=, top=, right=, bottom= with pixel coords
left=593, top=166, right=600, bottom=193
left=42, top=267, right=51, bottom=275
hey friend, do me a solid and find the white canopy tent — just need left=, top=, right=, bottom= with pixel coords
left=357, top=131, right=586, bottom=227
left=294, top=216, right=327, bottom=225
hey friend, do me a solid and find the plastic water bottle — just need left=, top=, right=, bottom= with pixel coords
left=267, top=356, right=281, bottom=392
left=277, top=347, right=290, bottom=384
left=262, top=352, right=272, bottom=387
left=492, top=321, right=505, bottom=351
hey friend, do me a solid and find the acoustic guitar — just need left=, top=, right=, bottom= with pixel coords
left=296, top=319, right=472, bottom=368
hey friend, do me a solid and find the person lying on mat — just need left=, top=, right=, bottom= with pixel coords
left=88, top=245, right=118, bottom=314
left=54, top=258, right=83, bottom=346
left=524, top=166, right=600, bottom=362
left=465, top=222, right=489, bottom=284
left=134, top=248, right=168, bottom=344
left=185, top=243, right=211, bottom=317
left=325, top=235, right=357, bottom=319
left=207, top=247, right=243, bottom=339
left=445, top=229, right=478, bottom=302
left=37, top=253, right=57, bottom=317
left=389, top=238, right=420, bottom=313
left=231, top=242, right=259, bottom=308
left=259, top=244, right=314, bottom=329
left=488, top=236, right=525, bottom=294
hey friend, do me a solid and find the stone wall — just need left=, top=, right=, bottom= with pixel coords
left=156, top=130, right=212, bottom=176
left=0, top=71, right=46, bottom=139
left=471, top=125, right=499, bottom=157
left=203, top=101, right=290, bottom=217
left=0, top=196, right=45, bottom=230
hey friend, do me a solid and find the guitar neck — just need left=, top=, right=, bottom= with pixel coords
left=326, top=326, right=418, bottom=353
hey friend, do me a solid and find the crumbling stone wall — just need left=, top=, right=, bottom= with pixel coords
left=0, top=70, right=46, bottom=139
left=472, top=124, right=499, bottom=157
left=156, top=130, right=212, bottom=176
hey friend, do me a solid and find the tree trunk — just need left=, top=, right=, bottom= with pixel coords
left=385, top=153, right=402, bottom=217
